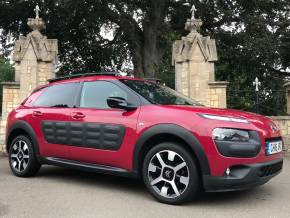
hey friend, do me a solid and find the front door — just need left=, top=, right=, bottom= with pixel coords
left=68, top=80, right=140, bottom=170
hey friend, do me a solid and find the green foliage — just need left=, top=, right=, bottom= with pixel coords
left=155, top=31, right=181, bottom=89
left=0, top=56, right=15, bottom=113
left=0, top=0, right=130, bottom=76
left=0, top=57, right=14, bottom=82
left=0, top=0, right=289, bottom=115
left=205, top=0, right=290, bottom=115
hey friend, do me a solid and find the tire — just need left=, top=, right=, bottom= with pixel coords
left=8, top=135, right=41, bottom=177
left=142, top=142, right=200, bottom=205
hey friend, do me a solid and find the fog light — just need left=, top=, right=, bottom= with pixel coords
left=226, top=168, right=231, bottom=176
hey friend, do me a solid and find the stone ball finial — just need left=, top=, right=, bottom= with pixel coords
left=27, top=4, right=45, bottom=32
left=185, top=19, right=203, bottom=36
left=182, top=2, right=202, bottom=36
left=27, top=18, right=46, bottom=32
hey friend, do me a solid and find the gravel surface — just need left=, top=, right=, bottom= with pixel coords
left=0, top=154, right=289, bottom=218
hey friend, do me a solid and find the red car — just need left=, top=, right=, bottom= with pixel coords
left=5, top=73, right=283, bottom=204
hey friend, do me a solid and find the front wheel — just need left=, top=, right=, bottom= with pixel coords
left=8, top=135, right=41, bottom=177
left=142, top=142, right=200, bottom=204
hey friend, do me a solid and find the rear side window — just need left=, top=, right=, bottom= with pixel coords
left=33, top=83, right=79, bottom=108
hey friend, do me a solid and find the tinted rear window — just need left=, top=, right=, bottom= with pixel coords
left=33, top=83, right=79, bottom=108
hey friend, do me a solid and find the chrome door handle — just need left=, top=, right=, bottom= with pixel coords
left=72, top=112, right=86, bottom=119
left=32, top=111, right=43, bottom=117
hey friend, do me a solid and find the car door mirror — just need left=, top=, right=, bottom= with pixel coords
left=107, top=97, right=137, bottom=111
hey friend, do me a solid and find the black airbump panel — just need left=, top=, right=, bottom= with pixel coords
left=42, top=121, right=125, bottom=150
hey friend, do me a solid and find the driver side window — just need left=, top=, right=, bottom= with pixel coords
left=80, top=81, right=128, bottom=109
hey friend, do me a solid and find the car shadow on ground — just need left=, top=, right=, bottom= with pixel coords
left=37, top=165, right=147, bottom=196
left=36, top=165, right=269, bottom=205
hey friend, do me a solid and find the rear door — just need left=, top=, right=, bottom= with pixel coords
left=29, top=82, right=81, bottom=159
left=68, top=80, right=140, bottom=170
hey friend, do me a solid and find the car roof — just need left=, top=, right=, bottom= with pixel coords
left=51, top=75, right=129, bottom=84
left=33, top=73, right=150, bottom=92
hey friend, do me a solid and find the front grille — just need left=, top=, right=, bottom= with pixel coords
left=265, top=137, right=283, bottom=143
left=259, top=161, right=283, bottom=177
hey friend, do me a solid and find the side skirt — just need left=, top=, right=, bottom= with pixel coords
left=38, top=156, right=138, bottom=179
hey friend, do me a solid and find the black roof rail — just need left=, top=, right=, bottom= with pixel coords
left=144, top=78, right=162, bottom=84
left=47, top=72, right=120, bottom=83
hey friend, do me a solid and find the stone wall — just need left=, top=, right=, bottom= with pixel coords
left=0, top=82, right=21, bottom=153
left=208, top=82, right=228, bottom=108
left=1, top=83, right=20, bottom=119
left=270, top=116, right=290, bottom=152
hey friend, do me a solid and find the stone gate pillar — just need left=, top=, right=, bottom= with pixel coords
left=172, top=18, right=228, bottom=108
left=0, top=12, right=58, bottom=152
left=13, top=16, right=58, bottom=101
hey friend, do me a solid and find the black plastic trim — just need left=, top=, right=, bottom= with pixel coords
left=132, top=124, right=210, bottom=176
left=6, top=120, right=40, bottom=155
left=73, top=82, right=83, bottom=108
left=42, top=121, right=126, bottom=151
left=47, top=72, right=120, bottom=83
left=40, top=157, right=137, bottom=178
left=203, top=158, right=283, bottom=192
left=265, top=137, right=283, bottom=143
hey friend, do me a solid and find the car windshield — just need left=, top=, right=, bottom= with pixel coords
left=121, top=79, right=203, bottom=106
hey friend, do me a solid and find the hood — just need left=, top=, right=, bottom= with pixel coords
left=160, top=105, right=273, bottom=125
left=154, top=105, right=280, bottom=138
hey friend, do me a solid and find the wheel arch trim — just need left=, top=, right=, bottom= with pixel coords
left=132, top=124, right=210, bottom=176
left=6, top=120, right=40, bottom=155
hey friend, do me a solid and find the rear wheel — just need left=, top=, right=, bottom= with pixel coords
left=8, top=135, right=41, bottom=177
left=142, top=142, right=200, bottom=204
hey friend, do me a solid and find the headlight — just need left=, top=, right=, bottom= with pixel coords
left=213, top=128, right=250, bottom=142
left=199, top=114, right=249, bottom=123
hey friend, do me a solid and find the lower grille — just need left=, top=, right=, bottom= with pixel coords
left=259, top=161, right=283, bottom=177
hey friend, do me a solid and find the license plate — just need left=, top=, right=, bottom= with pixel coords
left=266, top=141, right=283, bottom=155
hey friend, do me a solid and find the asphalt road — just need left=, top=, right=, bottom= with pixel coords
left=0, top=154, right=289, bottom=218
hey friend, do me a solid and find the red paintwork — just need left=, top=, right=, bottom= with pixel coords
left=6, top=75, right=283, bottom=176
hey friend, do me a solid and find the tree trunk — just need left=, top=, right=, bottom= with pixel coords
left=103, top=0, right=168, bottom=78
left=131, top=0, right=168, bottom=78
left=142, top=24, right=160, bottom=78
left=131, top=25, right=160, bottom=78
left=131, top=44, right=145, bottom=78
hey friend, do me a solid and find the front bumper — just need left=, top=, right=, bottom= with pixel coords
left=203, top=158, right=283, bottom=192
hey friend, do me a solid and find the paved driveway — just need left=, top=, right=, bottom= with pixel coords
left=0, top=154, right=289, bottom=218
